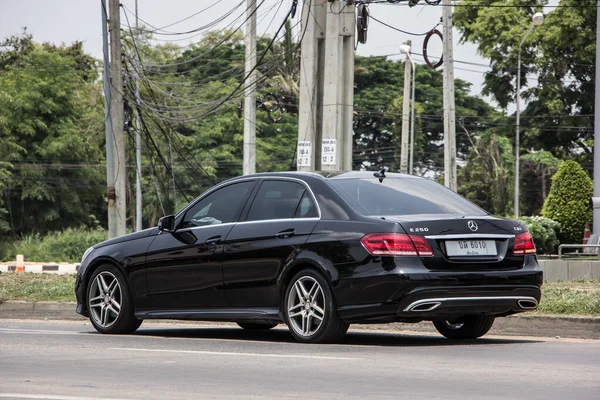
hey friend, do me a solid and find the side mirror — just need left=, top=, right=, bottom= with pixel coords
left=158, top=215, right=176, bottom=233
left=591, top=198, right=600, bottom=209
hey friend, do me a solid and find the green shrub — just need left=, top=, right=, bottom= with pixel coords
left=0, top=240, right=13, bottom=261
left=1, top=227, right=108, bottom=262
left=520, top=216, right=560, bottom=254
left=541, top=160, right=592, bottom=245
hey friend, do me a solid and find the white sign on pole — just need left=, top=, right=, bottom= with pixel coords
left=297, top=141, right=312, bottom=167
left=322, top=139, right=337, bottom=166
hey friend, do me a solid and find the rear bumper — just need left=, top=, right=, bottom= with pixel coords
left=335, top=255, right=543, bottom=323
left=337, top=284, right=541, bottom=322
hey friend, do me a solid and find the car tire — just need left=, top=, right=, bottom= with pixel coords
left=433, top=315, right=495, bottom=339
left=283, top=269, right=348, bottom=343
left=237, top=322, right=279, bottom=331
left=87, top=264, right=142, bottom=334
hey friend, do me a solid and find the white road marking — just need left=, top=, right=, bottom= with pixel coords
left=0, top=394, right=129, bottom=400
left=112, top=347, right=359, bottom=360
left=0, top=328, right=79, bottom=335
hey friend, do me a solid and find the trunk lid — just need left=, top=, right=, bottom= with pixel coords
left=383, top=215, right=527, bottom=271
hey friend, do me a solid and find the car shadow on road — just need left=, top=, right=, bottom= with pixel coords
left=130, top=325, right=541, bottom=347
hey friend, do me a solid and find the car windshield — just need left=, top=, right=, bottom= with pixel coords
left=329, top=177, right=487, bottom=217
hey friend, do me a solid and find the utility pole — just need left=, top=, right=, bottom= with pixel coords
left=134, top=0, right=143, bottom=231
left=442, top=0, right=457, bottom=191
left=108, top=0, right=127, bottom=236
left=297, top=0, right=326, bottom=171
left=101, top=0, right=117, bottom=239
left=298, top=0, right=355, bottom=172
left=243, top=0, right=257, bottom=175
left=594, top=0, right=600, bottom=235
left=400, top=40, right=412, bottom=174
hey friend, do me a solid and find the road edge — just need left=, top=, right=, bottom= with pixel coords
left=0, top=300, right=598, bottom=339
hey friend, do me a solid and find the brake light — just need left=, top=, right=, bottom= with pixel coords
left=513, top=232, right=536, bottom=255
left=361, top=233, right=434, bottom=257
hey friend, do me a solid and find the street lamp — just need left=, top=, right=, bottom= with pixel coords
left=401, top=44, right=416, bottom=175
left=515, top=12, right=544, bottom=217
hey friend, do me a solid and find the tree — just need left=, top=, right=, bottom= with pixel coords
left=453, top=0, right=595, bottom=160
left=541, top=160, right=592, bottom=244
left=520, top=151, right=561, bottom=216
left=353, top=56, right=497, bottom=175
left=458, top=129, right=515, bottom=216
left=0, top=33, right=105, bottom=236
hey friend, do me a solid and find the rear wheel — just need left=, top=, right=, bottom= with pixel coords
left=237, top=322, right=278, bottom=331
left=283, top=269, right=349, bottom=343
left=87, top=264, right=142, bottom=334
left=433, top=315, right=495, bottom=339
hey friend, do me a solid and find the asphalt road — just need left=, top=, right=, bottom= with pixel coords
left=1, top=320, right=599, bottom=400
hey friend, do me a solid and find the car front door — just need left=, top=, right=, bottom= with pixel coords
left=223, top=179, right=320, bottom=308
left=144, top=180, right=257, bottom=311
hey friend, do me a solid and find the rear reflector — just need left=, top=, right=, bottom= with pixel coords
left=361, top=233, right=434, bottom=257
left=513, top=232, right=536, bottom=255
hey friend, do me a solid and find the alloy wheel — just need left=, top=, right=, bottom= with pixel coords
left=286, top=276, right=326, bottom=337
left=88, top=271, right=122, bottom=329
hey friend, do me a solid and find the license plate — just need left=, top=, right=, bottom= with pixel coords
left=445, top=240, right=497, bottom=257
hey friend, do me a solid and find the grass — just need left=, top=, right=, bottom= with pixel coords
left=1, top=273, right=599, bottom=316
left=537, top=281, right=600, bottom=316
left=0, top=273, right=76, bottom=302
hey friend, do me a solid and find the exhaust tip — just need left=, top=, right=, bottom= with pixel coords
left=410, top=302, right=442, bottom=312
left=517, top=299, right=538, bottom=310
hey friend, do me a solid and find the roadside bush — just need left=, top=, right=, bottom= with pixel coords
left=541, top=160, right=593, bottom=245
left=0, top=240, right=13, bottom=261
left=520, top=216, right=560, bottom=254
left=1, top=227, right=108, bottom=262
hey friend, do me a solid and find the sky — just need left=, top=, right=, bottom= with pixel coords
left=0, top=0, right=490, bottom=97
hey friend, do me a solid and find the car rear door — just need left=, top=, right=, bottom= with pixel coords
left=223, top=179, right=320, bottom=308
left=144, top=180, right=257, bottom=310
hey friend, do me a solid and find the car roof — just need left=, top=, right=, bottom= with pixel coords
left=230, top=171, right=424, bottom=181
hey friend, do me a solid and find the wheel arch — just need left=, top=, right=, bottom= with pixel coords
left=277, top=255, right=339, bottom=309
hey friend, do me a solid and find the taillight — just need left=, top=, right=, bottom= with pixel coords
left=361, top=233, right=434, bottom=257
left=513, top=232, right=536, bottom=255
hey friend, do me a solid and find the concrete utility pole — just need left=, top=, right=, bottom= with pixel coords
left=400, top=40, right=412, bottom=174
left=297, top=0, right=355, bottom=172
left=108, top=0, right=127, bottom=237
left=297, top=0, right=325, bottom=171
left=442, top=0, right=457, bottom=191
left=243, top=0, right=257, bottom=175
left=594, top=0, right=600, bottom=234
left=101, top=1, right=117, bottom=239
left=515, top=12, right=544, bottom=218
left=134, top=0, right=143, bottom=231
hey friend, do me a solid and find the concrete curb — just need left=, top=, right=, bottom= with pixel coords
left=0, top=300, right=598, bottom=339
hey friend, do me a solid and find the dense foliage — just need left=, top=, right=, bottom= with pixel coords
left=0, top=0, right=595, bottom=259
left=0, top=33, right=105, bottom=236
left=542, top=161, right=593, bottom=245
left=0, top=227, right=108, bottom=262
left=453, top=0, right=594, bottom=165
left=520, top=216, right=560, bottom=254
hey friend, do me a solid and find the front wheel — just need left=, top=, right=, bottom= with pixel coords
left=283, top=269, right=349, bottom=343
left=433, top=315, right=495, bottom=339
left=87, top=264, right=142, bottom=334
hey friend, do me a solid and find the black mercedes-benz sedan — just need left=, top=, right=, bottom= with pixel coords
left=75, top=171, right=542, bottom=343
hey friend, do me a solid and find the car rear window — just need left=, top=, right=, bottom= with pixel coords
left=329, top=177, right=487, bottom=216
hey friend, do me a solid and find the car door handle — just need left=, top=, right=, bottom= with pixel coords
left=205, top=235, right=222, bottom=245
left=275, top=229, right=295, bottom=239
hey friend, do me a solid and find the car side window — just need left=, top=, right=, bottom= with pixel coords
left=294, top=192, right=318, bottom=218
left=181, top=181, right=255, bottom=228
left=247, top=180, right=311, bottom=221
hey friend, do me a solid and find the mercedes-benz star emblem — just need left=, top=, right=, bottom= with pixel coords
left=468, top=220, right=478, bottom=232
